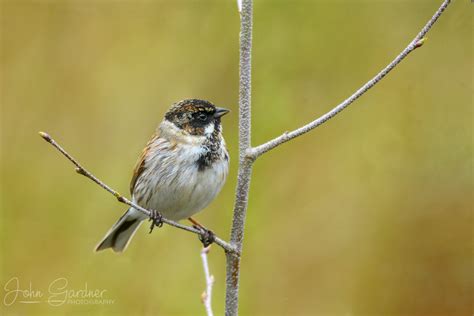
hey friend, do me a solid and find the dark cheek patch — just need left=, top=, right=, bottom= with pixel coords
left=182, top=122, right=205, bottom=136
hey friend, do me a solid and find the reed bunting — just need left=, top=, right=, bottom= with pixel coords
left=95, top=99, right=230, bottom=252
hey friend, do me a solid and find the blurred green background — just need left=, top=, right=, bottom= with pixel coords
left=1, top=0, right=472, bottom=315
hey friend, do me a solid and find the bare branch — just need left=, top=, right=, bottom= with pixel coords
left=38, top=131, right=237, bottom=254
left=200, top=246, right=215, bottom=316
left=248, top=0, right=452, bottom=159
left=224, top=0, right=452, bottom=314
left=225, top=0, right=253, bottom=315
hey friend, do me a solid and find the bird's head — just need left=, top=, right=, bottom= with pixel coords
left=163, top=99, right=230, bottom=137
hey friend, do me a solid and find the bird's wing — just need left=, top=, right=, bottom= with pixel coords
left=130, top=132, right=162, bottom=195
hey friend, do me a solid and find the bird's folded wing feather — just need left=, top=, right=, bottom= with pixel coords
left=130, top=132, right=163, bottom=194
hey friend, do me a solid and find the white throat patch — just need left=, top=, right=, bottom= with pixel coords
left=204, top=123, right=215, bottom=136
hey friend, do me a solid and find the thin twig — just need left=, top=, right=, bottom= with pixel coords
left=38, top=131, right=237, bottom=254
left=200, top=246, right=215, bottom=316
left=248, top=0, right=452, bottom=159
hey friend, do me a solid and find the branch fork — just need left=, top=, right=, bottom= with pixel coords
left=225, top=1, right=451, bottom=315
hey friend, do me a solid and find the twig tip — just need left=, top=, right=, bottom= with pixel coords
left=38, top=131, right=51, bottom=142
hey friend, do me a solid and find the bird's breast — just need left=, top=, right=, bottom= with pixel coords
left=134, top=142, right=229, bottom=221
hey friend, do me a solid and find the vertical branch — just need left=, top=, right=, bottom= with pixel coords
left=201, top=247, right=215, bottom=316
left=225, top=0, right=253, bottom=315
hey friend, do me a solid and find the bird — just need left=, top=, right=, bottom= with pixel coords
left=95, top=99, right=230, bottom=252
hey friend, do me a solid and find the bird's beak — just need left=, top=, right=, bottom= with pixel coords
left=214, top=107, right=230, bottom=118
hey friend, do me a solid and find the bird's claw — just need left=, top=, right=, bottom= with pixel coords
left=194, top=225, right=215, bottom=247
left=148, top=210, right=163, bottom=233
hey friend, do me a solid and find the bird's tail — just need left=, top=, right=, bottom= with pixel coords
left=95, top=208, right=144, bottom=253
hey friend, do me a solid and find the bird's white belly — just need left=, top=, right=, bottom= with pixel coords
left=135, top=144, right=228, bottom=221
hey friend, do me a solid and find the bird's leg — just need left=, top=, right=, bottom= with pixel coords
left=188, top=217, right=215, bottom=247
left=188, top=217, right=206, bottom=230
left=149, top=210, right=163, bottom=234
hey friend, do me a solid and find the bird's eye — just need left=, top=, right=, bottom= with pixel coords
left=197, top=113, right=208, bottom=122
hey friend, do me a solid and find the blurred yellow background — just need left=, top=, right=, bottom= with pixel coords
left=1, top=1, right=472, bottom=315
